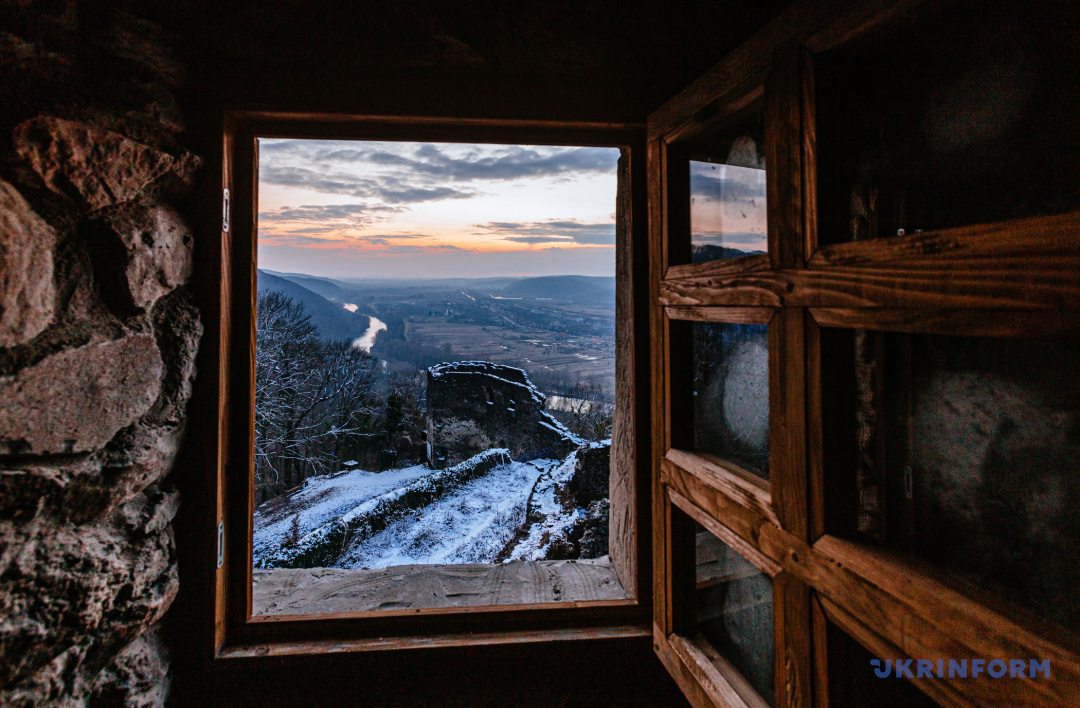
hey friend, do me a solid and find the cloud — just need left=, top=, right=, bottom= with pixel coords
left=261, top=140, right=618, bottom=183
left=690, top=173, right=764, bottom=202
left=381, top=243, right=467, bottom=254
left=258, top=166, right=477, bottom=203
left=502, top=235, right=574, bottom=244
left=472, top=219, right=616, bottom=245
left=256, top=232, right=346, bottom=247
left=257, top=230, right=467, bottom=255
left=259, top=203, right=401, bottom=222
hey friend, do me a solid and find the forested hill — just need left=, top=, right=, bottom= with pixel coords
left=502, top=275, right=615, bottom=303
left=266, top=271, right=351, bottom=301
left=257, top=270, right=371, bottom=342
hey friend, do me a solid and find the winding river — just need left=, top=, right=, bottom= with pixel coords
left=351, top=312, right=386, bottom=353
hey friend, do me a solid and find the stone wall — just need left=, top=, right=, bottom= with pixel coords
left=426, top=361, right=579, bottom=468
left=0, top=5, right=200, bottom=706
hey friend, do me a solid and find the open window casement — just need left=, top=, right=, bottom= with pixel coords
left=211, top=118, right=654, bottom=655
left=647, top=1, right=1080, bottom=707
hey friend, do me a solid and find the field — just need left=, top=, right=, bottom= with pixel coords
left=406, top=319, right=614, bottom=394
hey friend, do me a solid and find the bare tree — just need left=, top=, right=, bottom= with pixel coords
left=561, top=378, right=614, bottom=442
left=254, top=291, right=380, bottom=502
left=379, top=370, right=427, bottom=467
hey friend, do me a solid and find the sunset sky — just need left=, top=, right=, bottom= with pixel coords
left=256, top=139, right=621, bottom=279
left=689, top=160, right=767, bottom=254
left=256, top=139, right=768, bottom=280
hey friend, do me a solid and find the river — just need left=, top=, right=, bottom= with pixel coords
left=352, top=315, right=386, bottom=352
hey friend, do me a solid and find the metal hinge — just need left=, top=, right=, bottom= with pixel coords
left=217, top=521, right=225, bottom=569
left=222, top=188, right=231, bottom=233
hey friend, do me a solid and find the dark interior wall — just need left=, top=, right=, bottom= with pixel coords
left=0, top=1, right=791, bottom=705
left=188, top=0, right=791, bottom=122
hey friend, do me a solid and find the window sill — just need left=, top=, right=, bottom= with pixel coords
left=252, top=558, right=629, bottom=617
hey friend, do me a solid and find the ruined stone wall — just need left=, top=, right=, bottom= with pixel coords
left=0, top=5, right=201, bottom=705
left=426, top=362, right=578, bottom=468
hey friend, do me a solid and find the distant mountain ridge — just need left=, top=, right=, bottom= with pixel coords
left=502, top=275, right=616, bottom=302
left=270, top=272, right=351, bottom=301
left=257, top=270, right=372, bottom=342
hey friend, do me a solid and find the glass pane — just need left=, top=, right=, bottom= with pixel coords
left=691, top=322, right=770, bottom=480
left=697, top=529, right=775, bottom=706
left=688, top=113, right=767, bottom=263
left=816, top=0, right=1080, bottom=245
left=850, top=331, right=1080, bottom=633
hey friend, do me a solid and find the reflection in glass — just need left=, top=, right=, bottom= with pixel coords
left=689, top=134, right=767, bottom=263
left=697, top=529, right=775, bottom=706
left=856, top=332, right=1080, bottom=633
left=691, top=323, right=770, bottom=480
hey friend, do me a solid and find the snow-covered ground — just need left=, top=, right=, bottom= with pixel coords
left=339, top=459, right=555, bottom=568
left=505, top=451, right=583, bottom=561
left=253, top=464, right=433, bottom=566
left=253, top=457, right=561, bottom=569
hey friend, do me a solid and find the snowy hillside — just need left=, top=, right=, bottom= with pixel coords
left=338, top=458, right=552, bottom=568
left=253, top=463, right=433, bottom=566
left=254, top=439, right=612, bottom=571
left=254, top=450, right=558, bottom=569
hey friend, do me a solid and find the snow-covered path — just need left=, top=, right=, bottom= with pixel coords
left=338, top=459, right=556, bottom=569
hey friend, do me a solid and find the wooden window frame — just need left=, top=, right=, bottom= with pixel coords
left=647, top=1, right=1080, bottom=707
left=206, top=114, right=655, bottom=658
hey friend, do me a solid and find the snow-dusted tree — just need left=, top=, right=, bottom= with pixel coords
left=380, top=370, right=427, bottom=466
left=254, top=291, right=379, bottom=502
left=561, top=378, right=614, bottom=442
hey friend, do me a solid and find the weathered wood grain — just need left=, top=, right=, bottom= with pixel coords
left=773, top=571, right=812, bottom=708
left=661, top=212, right=1080, bottom=309
left=611, top=148, right=636, bottom=597
left=662, top=462, right=774, bottom=560
left=818, top=595, right=972, bottom=708
left=768, top=308, right=808, bottom=542
left=219, top=622, right=651, bottom=660
left=800, top=46, right=818, bottom=261
left=251, top=559, right=629, bottom=617
left=666, top=253, right=771, bottom=281
left=664, top=306, right=776, bottom=325
left=665, top=449, right=778, bottom=528
left=674, top=492, right=781, bottom=578
left=649, top=137, right=675, bottom=638
left=766, top=42, right=805, bottom=270
left=758, top=528, right=1080, bottom=708
left=655, top=623, right=727, bottom=708
left=671, top=633, right=770, bottom=708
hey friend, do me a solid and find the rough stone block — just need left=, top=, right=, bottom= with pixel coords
left=0, top=335, right=163, bottom=455
left=0, top=500, right=178, bottom=696
left=90, top=202, right=193, bottom=313
left=0, top=178, right=56, bottom=347
left=148, top=289, right=201, bottom=427
left=89, top=625, right=170, bottom=708
left=13, top=116, right=199, bottom=211
left=100, top=424, right=184, bottom=511
left=570, top=441, right=610, bottom=506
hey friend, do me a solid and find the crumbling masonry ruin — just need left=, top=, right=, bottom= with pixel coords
left=425, top=361, right=579, bottom=468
